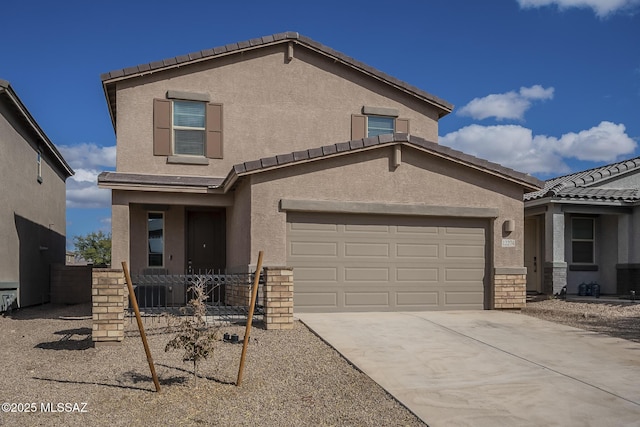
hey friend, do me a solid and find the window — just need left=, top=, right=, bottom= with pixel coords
left=153, top=94, right=223, bottom=160
left=367, top=116, right=395, bottom=137
left=351, top=107, right=409, bottom=140
left=572, top=218, right=594, bottom=264
left=37, top=150, right=42, bottom=183
left=148, top=212, right=164, bottom=267
left=173, top=101, right=205, bottom=156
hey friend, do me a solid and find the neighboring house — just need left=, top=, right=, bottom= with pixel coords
left=98, top=32, right=541, bottom=312
left=524, top=157, right=640, bottom=296
left=0, top=79, right=73, bottom=310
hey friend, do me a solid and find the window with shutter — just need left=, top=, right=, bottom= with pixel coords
left=153, top=94, right=223, bottom=160
left=351, top=111, right=410, bottom=140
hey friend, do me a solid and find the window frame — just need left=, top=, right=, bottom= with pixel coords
left=147, top=212, right=165, bottom=268
left=366, top=115, right=395, bottom=137
left=571, top=217, right=595, bottom=264
left=171, top=100, right=206, bottom=157
left=36, top=150, right=43, bottom=183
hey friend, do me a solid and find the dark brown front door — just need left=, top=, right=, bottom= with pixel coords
left=186, top=209, right=226, bottom=273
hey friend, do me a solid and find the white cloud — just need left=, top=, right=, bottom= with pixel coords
left=517, top=0, right=640, bottom=17
left=458, top=85, right=554, bottom=121
left=59, top=143, right=115, bottom=209
left=439, top=121, right=637, bottom=175
left=58, top=143, right=116, bottom=170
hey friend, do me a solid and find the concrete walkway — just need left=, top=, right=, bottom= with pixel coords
left=297, top=311, right=640, bottom=427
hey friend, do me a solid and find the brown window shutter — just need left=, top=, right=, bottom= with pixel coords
left=153, top=99, right=172, bottom=156
left=395, top=118, right=410, bottom=134
left=351, top=114, right=366, bottom=140
left=206, top=103, right=223, bottom=159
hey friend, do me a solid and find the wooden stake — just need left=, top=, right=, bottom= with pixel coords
left=236, top=251, right=264, bottom=386
left=122, top=261, right=161, bottom=393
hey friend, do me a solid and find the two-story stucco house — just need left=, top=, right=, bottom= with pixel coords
left=0, top=79, right=73, bottom=310
left=98, top=32, right=542, bottom=312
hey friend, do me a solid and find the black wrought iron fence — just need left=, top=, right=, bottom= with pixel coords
left=128, top=270, right=264, bottom=325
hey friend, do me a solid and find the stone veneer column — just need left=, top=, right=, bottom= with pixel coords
left=263, top=267, right=294, bottom=330
left=494, top=268, right=526, bottom=309
left=92, top=269, right=126, bottom=346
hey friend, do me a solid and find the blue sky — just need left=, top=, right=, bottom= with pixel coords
left=2, top=0, right=639, bottom=249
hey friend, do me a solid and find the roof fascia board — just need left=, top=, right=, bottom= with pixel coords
left=0, top=82, right=74, bottom=177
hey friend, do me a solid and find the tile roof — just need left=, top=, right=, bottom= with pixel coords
left=101, top=31, right=453, bottom=129
left=98, top=134, right=543, bottom=194
left=524, top=156, right=640, bottom=203
left=226, top=133, right=543, bottom=191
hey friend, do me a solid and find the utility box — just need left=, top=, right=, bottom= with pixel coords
left=0, top=283, right=19, bottom=312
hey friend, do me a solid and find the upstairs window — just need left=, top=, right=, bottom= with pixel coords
left=367, top=116, right=395, bottom=137
left=37, top=150, right=43, bottom=183
left=351, top=106, right=409, bottom=140
left=572, top=217, right=594, bottom=264
left=153, top=91, right=223, bottom=161
left=173, top=101, right=206, bottom=156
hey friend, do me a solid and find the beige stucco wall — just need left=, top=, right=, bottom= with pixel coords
left=113, top=43, right=441, bottom=177
left=247, top=145, right=526, bottom=270
left=0, top=103, right=67, bottom=306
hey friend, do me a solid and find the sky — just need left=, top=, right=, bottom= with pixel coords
left=2, top=0, right=639, bottom=249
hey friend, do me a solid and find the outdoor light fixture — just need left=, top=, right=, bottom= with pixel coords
left=504, top=219, right=515, bottom=234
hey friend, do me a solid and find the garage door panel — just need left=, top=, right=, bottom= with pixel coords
left=296, top=292, right=338, bottom=308
left=290, top=241, right=338, bottom=257
left=344, top=292, right=389, bottom=307
left=444, top=291, right=484, bottom=306
left=344, top=267, right=389, bottom=282
left=396, top=243, right=439, bottom=258
left=344, top=223, right=390, bottom=233
left=288, top=213, right=486, bottom=312
left=294, top=267, right=338, bottom=282
left=444, top=244, right=484, bottom=259
left=345, top=242, right=389, bottom=257
left=445, top=268, right=485, bottom=281
left=396, top=267, right=439, bottom=282
left=396, top=225, right=439, bottom=234
left=396, top=291, right=439, bottom=307
left=289, top=221, right=338, bottom=232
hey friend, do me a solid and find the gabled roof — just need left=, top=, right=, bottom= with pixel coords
left=524, top=156, right=640, bottom=203
left=101, top=31, right=454, bottom=129
left=225, top=133, right=543, bottom=192
left=0, top=79, right=73, bottom=178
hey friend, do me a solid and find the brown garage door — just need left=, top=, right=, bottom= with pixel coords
left=287, top=212, right=487, bottom=312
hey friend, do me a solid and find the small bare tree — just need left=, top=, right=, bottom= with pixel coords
left=165, top=277, right=220, bottom=387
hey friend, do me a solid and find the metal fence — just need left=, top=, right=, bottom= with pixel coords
left=128, top=270, right=264, bottom=326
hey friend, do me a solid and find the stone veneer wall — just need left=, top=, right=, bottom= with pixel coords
left=92, top=269, right=126, bottom=345
left=494, top=271, right=526, bottom=309
left=263, top=267, right=294, bottom=330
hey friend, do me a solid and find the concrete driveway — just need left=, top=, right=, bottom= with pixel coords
left=297, top=311, right=640, bottom=427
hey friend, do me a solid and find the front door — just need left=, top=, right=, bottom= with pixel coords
left=524, top=217, right=541, bottom=293
left=186, top=209, right=226, bottom=273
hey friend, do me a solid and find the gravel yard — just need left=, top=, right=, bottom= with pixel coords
left=0, top=303, right=424, bottom=427
left=522, top=297, right=640, bottom=343
left=2, top=298, right=639, bottom=427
